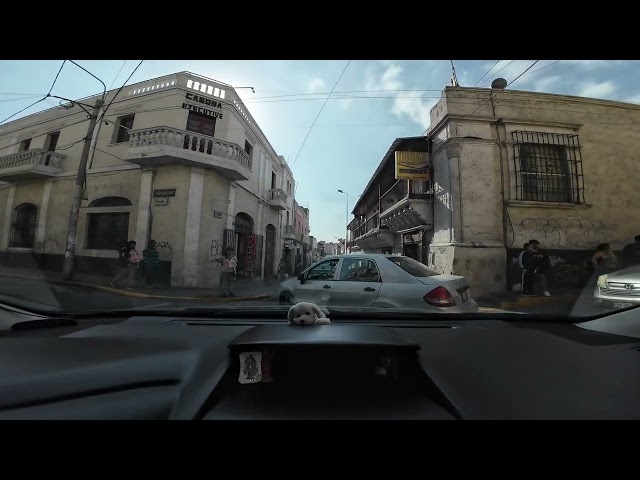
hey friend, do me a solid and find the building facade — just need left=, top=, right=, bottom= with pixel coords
left=350, top=85, right=640, bottom=298
left=0, top=72, right=300, bottom=287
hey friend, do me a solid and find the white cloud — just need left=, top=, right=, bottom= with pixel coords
left=562, top=60, right=624, bottom=70
left=308, top=78, right=326, bottom=92
left=625, top=93, right=640, bottom=104
left=578, top=80, right=616, bottom=99
left=338, top=98, right=352, bottom=110
left=532, top=75, right=562, bottom=92
left=365, top=61, right=436, bottom=130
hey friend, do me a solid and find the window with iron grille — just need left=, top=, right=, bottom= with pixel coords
left=86, top=212, right=130, bottom=250
left=512, top=131, right=584, bottom=203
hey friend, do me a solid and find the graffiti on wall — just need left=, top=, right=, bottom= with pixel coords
left=156, top=241, right=172, bottom=250
left=210, top=239, right=223, bottom=257
left=208, top=239, right=223, bottom=271
left=514, top=217, right=607, bottom=249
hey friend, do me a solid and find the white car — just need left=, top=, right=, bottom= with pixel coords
left=278, top=254, right=478, bottom=313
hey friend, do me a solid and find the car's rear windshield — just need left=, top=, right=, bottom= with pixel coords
left=386, top=256, right=439, bottom=277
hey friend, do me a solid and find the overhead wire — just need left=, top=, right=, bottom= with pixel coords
left=48, top=61, right=66, bottom=96
left=455, top=60, right=540, bottom=135
left=109, top=61, right=127, bottom=90
left=289, top=60, right=351, bottom=169
left=474, top=60, right=501, bottom=87
left=0, top=98, right=46, bottom=125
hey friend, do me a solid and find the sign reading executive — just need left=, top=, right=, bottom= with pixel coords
left=182, top=92, right=224, bottom=119
left=394, top=151, right=430, bottom=181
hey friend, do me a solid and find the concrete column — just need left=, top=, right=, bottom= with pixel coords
left=226, top=183, right=237, bottom=230
left=35, top=180, right=54, bottom=251
left=256, top=201, right=265, bottom=280
left=135, top=168, right=154, bottom=250
left=1, top=185, right=16, bottom=250
left=182, top=168, right=205, bottom=287
left=444, top=140, right=463, bottom=244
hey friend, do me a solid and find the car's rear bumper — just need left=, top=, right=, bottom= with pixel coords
left=450, top=299, right=479, bottom=313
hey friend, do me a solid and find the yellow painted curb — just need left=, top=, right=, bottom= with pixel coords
left=500, top=295, right=580, bottom=310
left=0, top=272, right=273, bottom=302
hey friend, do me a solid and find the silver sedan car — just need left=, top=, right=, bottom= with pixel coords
left=278, top=254, right=478, bottom=313
left=593, top=265, right=640, bottom=309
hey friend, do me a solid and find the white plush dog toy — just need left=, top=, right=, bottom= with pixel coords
left=288, top=302, right=331, bottom=326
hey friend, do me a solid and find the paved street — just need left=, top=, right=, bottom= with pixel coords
left=0, top=268, right=613, bottom=318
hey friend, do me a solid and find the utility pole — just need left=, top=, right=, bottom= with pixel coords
left=62, top=98, right=104, bottom=281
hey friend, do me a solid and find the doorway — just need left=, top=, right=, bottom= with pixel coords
left=265, top=224, right=276, bottom=279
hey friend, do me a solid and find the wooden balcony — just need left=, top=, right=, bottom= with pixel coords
left=379, top=180, right=433, bottom=233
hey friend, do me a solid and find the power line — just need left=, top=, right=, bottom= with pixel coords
left=0, top=98, right=45, bottom=124
left=109, top=60, right=127, bottom=90
left=99, top=60, right=144, bottom=124
left=492, top=60, right=516, bottom=76
left=455, top=60, right=540, bottom=134
left=474, top=60, right=501, bottom=87
left=0, top=95, right=43, bottom=103
left=290, top=60, right=351, bottom=169
left=0, top=63, right=68, bottom=124
left=0, top=92, right=48, bottom=96
left=528, top=59, right=562, bottom=75
left=246, top=89, right=447, bottom=101
left=48, top=61, right=66, bottom=95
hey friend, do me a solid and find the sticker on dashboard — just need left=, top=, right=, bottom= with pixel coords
left=238, top=351, right=262, bottom=384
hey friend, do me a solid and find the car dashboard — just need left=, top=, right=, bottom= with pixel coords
left=0, top=309, right=639, bottom=420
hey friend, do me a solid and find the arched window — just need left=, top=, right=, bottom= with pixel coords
left=85, top=196, right=131, bottom=250
left=234, top=212, right=254, bottom=234
left=10, top=203, right=37, bottom=248
left=88, top=197, right=132, bottom=207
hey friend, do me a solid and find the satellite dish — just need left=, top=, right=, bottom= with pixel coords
left=491, top=78, right=508, bottom=89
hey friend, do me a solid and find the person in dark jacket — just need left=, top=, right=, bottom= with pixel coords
left=620, top=236, right=640, bottom=267
left=522, top=239, right=551, bottom=297
left=111, top=240, right=139, bottom=289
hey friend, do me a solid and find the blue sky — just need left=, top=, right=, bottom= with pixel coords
left=1, top=60, right=639, bottom=242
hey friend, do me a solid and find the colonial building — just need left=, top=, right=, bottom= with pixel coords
left=350, top=85, right=640, bottom=297
left=0, top=72, right=301, bottom=287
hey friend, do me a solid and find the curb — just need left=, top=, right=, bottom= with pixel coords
left=0, top=272, right=274, bottom=303
left=499, top=295, right=583, bottom=310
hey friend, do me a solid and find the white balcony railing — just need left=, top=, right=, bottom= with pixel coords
left=269, top=188, right=288, bottom=202
left=0, top=149, right=65, bottom=171
left=128, top=127, right=252, bottom=170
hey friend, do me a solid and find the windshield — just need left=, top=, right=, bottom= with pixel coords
left=0, top=59, right=637, bottom=321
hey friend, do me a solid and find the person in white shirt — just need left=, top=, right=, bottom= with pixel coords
left=216, top=247, right=238, bottom=297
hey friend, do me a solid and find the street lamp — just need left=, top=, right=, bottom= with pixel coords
left=337, top=190, right=349, bottom=254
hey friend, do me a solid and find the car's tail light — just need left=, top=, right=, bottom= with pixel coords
left=424, top=286, right=456, bottom=307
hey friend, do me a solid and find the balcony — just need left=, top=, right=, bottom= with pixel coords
left=283, top=224, right=295, bottom=240
left=351, top=212, right=395, bottom=251
left=379, top=180, right=433, bottom=233
left=0, top=150, right=64, bottom=182
left=127, top=127, right=252, bottom=181
left=268, top=188, right=288, bottom=210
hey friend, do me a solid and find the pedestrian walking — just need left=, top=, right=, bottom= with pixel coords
left=111, top=240, right=140, bottom=289
left=142, top=239, right=161, bottom=288
left=523, top=239, right=551, bottom=296
left=620, top=236, right=640, bottom=267
left=216, top=247, right=238, bottom=297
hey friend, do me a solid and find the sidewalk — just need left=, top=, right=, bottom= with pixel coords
left=0, top=266, right=280, bottom=302
left=477, top=289, right=592, bottom=311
